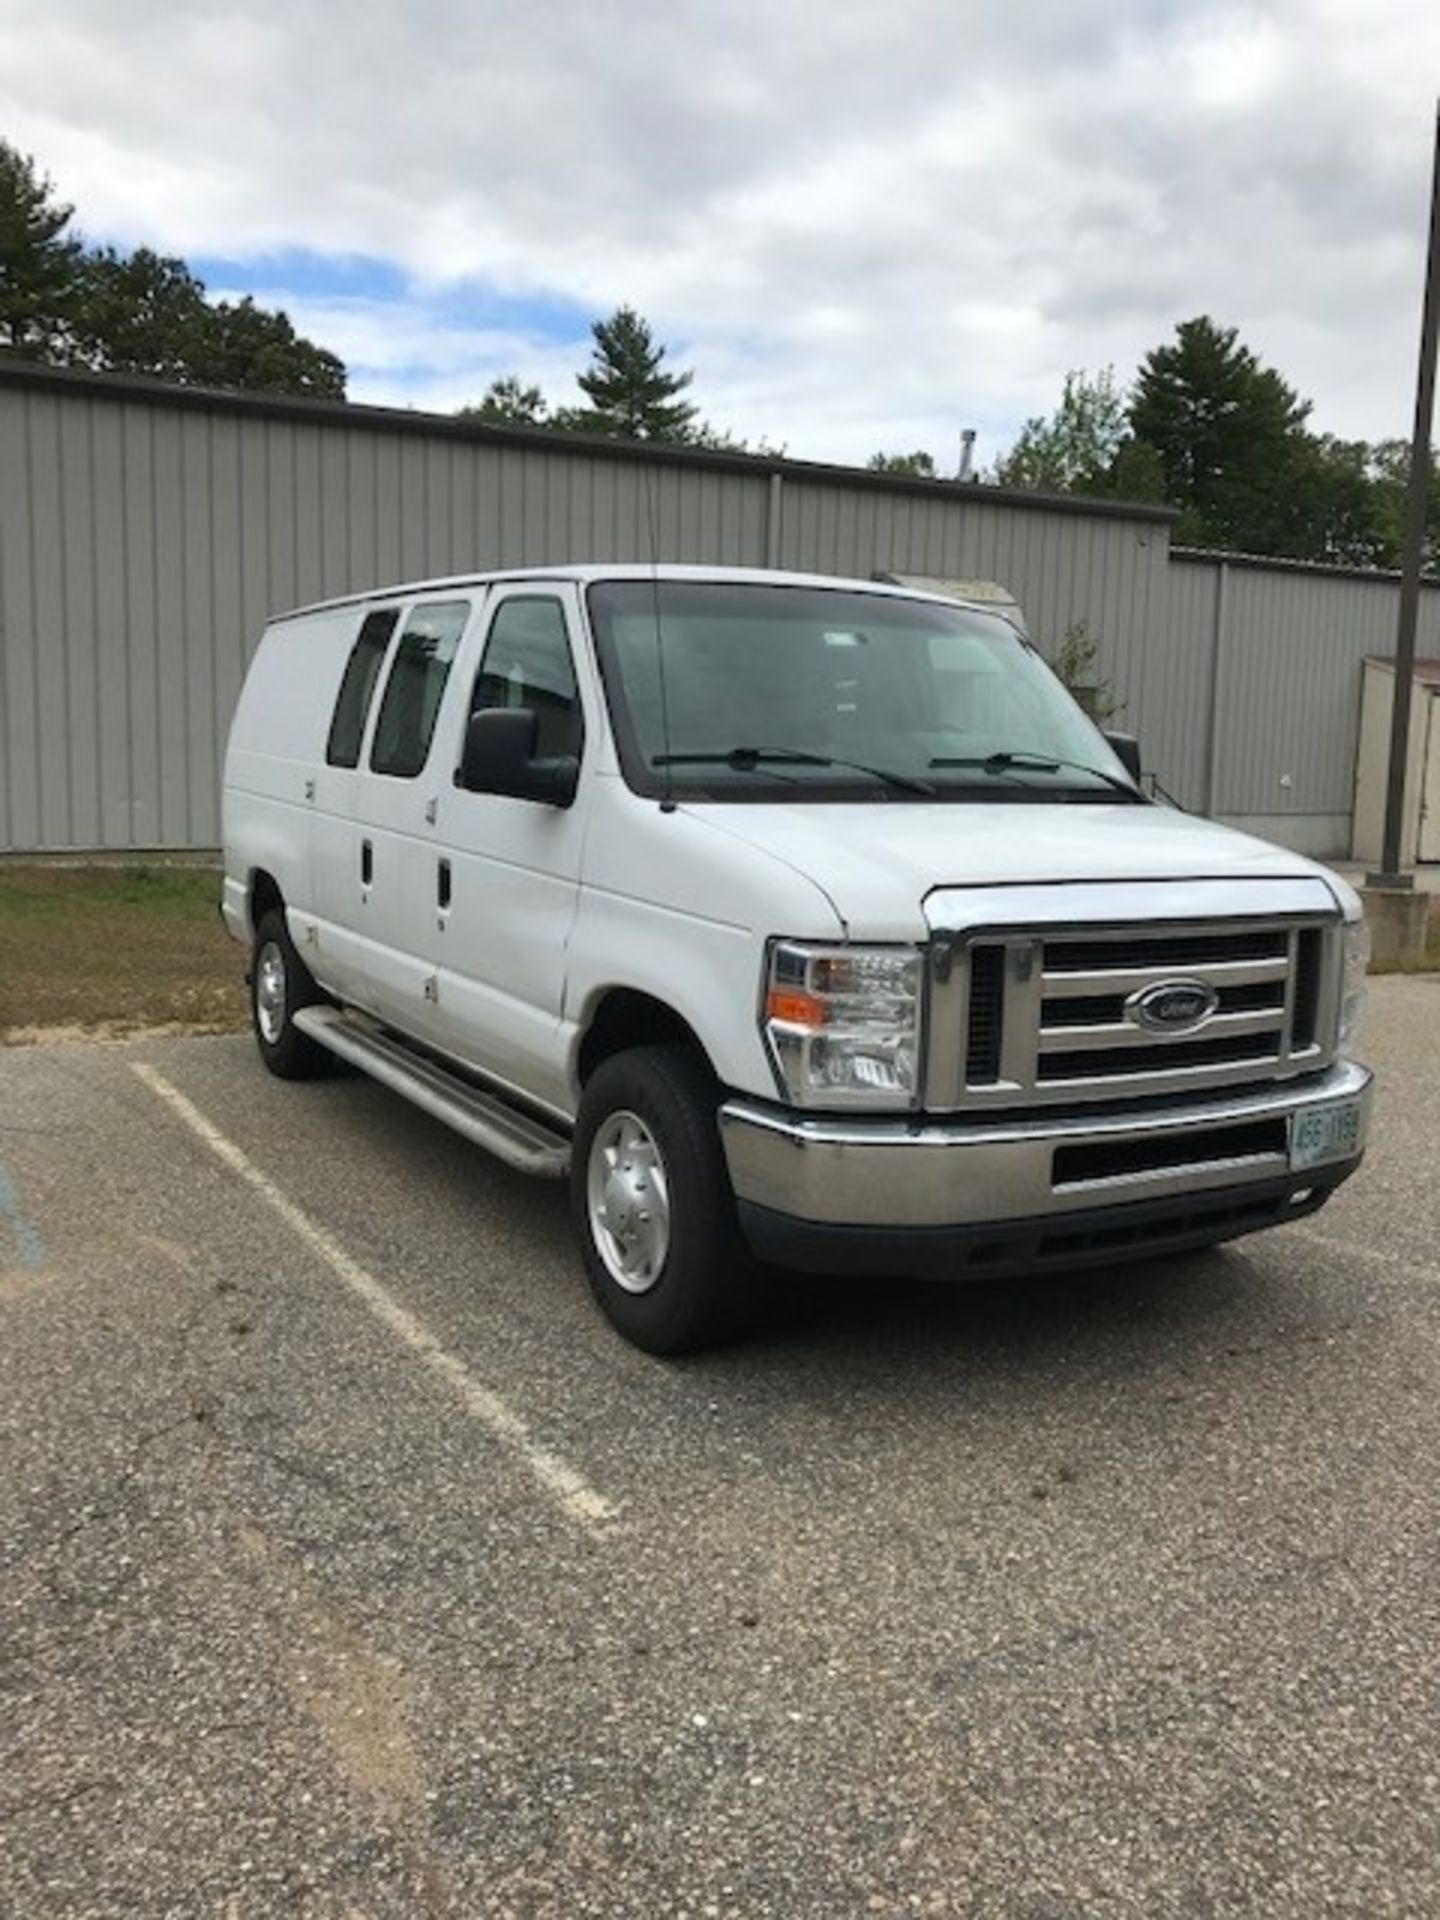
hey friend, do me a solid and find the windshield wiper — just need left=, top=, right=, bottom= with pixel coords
left=928, top=750, right=1142, bottom=799
left=654, top=746, right=935, bottom=796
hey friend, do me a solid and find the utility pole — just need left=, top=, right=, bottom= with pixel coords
left=1368, top=100, right=1440, bottom=888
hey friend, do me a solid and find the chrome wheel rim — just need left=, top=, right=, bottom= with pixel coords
left=586, top=1109, right=671, bottom=1294
left=255, top=940, right=287, bottom=1045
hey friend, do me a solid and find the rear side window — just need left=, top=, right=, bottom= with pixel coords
left=326, top=608, right=400, bottom=767
left=369, top=601, right=471, bottom=778
left=471, top=597, right=583, bottom=758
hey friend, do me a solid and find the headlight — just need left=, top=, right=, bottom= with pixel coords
left=1338, top=917, right=1370, bottom=1052
left=763, top=941, right=923, bottom=1108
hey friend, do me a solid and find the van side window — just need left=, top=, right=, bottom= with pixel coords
left=369, top=601, right=470, bottom=778
left=470, top=598, right=583, bottom=759
left=326, top=608, right=400, bottom=767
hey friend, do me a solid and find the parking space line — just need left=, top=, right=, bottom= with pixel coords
left=0, top=1159, right=45, bottom=1271
left=130, top=1063, right=620, bottom=1533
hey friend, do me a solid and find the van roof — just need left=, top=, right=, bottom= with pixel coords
left=269, top=564, right=1010, bottom=625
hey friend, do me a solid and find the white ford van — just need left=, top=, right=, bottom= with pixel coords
left=222, top=567, right=1372, bottom=1352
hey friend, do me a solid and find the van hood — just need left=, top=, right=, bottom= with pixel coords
left=680, top=799, right=1345, bottom=938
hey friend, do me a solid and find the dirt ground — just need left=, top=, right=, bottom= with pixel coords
left=0, top=865, right=247, bottom=1043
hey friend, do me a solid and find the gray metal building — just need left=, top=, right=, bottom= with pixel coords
left=2, top=358, right=1438, bottom=858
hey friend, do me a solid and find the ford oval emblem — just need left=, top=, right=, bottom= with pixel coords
left=1125, top=978, right=1220, bottom=1035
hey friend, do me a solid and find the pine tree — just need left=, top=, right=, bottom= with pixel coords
left=575, top=306, right=698, bottom=443
left=0, top=140, right=82, bottom=357
left=1128, top=318, right=1312, bottom=551
left=1, top=138, right=344, bottom=396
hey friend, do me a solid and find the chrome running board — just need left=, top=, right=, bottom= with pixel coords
left=293, top=1006, right=570, bottom=1178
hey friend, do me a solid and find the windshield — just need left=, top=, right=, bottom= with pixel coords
left=587, top=580, right=1137, bottom=803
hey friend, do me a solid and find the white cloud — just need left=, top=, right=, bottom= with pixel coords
left=2, top=0, right=1438, bottom=467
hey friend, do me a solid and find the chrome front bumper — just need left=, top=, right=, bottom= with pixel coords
left=719, top=1060, right=1373, bottom=1232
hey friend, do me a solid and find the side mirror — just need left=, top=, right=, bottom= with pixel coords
left=458, top=707, right=579, bottom=806
left=1104, top=731, right=1143, bottom=786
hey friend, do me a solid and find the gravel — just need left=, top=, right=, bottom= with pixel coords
left=1, top=977, right=1437, bottom=1916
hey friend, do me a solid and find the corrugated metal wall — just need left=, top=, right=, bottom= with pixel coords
left=0, top=368, right=1169, bottom=852
left=1133, top=549, right=1220, bottom=810
left=3, top=361, right=1437, bottom=858
left=1162, top=555, right=1440, bottom=853
left=0, top=384, right=773, bottom=850
left=777, top=476, right=1170, bottom=717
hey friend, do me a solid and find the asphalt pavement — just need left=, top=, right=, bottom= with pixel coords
left=2, top=978, right=1438, bottom=1918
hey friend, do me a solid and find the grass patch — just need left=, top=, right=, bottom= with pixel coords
left=0, top=864, right=247, bottom=1040
left=2, top=860, right=1432, bottom=1042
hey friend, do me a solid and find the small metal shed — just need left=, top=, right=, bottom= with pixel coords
left=1351, top=656, right=1440, bottom=865
left=870, top=572, right=1029, bottom=633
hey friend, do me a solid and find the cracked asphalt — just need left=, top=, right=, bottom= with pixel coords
left=2, top=976, right=1438, bottom=1918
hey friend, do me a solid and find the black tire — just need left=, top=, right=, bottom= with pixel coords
left=250, top=907, right=331, bottom=1080
left=571, top=1044, right=759, bottom=1355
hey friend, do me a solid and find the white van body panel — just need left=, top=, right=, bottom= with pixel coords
left=423, top=583, right=592, bottom=1108
left=341, top=594, right=480, bottom=1035
left=222, top=604, right=362, bottom=943
left=562, top=773, right=845, bottom=1106
left=306, top=597, right=411, bottom=1004
left=668, top=799, right=1348, bottom=945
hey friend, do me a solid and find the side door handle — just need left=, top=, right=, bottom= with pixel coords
left=437, top=857, right=452, bottom=910
left=361, top=838, right=373, bottom=887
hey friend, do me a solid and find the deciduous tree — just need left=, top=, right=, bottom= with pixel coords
left=188, top=295, right=342, bottom=398
left=458, top=375, right=550, bottom=426
left=70, top=247, right=210, bottom=381
left=991, top=369, right=1142, bottom=496
left=1366, top=438, right=1440, bottom=570
left=867, top=449, right=937, bottom=477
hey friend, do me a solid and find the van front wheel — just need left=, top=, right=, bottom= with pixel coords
left=572, top=1045, right=757, bottom=1354
left=250, top=909, right=330, bottom=1079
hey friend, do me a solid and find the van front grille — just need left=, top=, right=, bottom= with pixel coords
left=966, top=945, right=1005, bottom=1085
left=949, top=915, right=1336, bottom=1109
left=1036, top=1030, right=1277, bottom=1081
left=1292, top=928, right=1324, bottom=1051
left=1052, top=1117, right=1289, bottom=1186
left=1043, top=978, right=1285, bottom=1029
left=1043, top=929, right=1288, bottom=972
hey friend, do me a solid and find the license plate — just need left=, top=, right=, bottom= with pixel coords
left=1291, top=1100, right=1363, bottom=1171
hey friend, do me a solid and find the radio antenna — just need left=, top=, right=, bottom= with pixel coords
left=641, top=460, right=676, bottom=813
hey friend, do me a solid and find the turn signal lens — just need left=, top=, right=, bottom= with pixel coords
left=766, top=988, right=825, bottom=1028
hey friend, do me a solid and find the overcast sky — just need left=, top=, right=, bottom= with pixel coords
left=3, top=0, right=1438, bottom=468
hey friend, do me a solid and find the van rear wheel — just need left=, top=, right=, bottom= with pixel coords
left=572, top=1045, right=758, bottom=1354
left=251, top=908, right=330, bottom=1079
